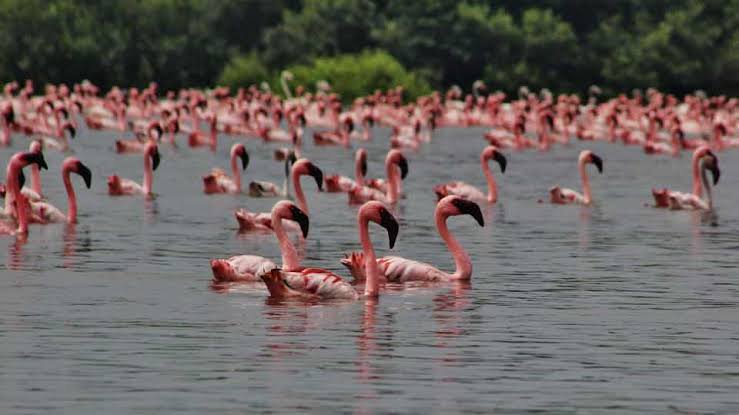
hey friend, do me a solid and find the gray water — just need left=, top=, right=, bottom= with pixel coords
left=1, top=126, right=738, bottom=414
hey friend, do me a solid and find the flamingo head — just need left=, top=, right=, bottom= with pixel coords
left=293, top=158, right=323, bottom=191
left=20, top=150, right=48, bottom=171
left=145, top=143, right=160, bottom=171
left=439, top=196, right=484, bottom=227
left=149, top=122, right=164, bottom=141
left=64, top=123, right=76, bottom=139
left=580, top=150, right=603, bottom=173
left=387, top=150, right=408, bottom=179
left=29, top=139, right=43, bottom=153
left=483, top=146, right=507, bottom=173
left=231, top=143, right=249, bottom=170
left=274, top=200, right=309, bottom=238
left=63, top=157, right=92, bottom=189
left=359, top=201, right=399, bottom=249
left=702, top=151, right=720, bottom=185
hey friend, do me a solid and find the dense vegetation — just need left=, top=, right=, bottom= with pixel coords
left=1, top=0, right=737, bottom=98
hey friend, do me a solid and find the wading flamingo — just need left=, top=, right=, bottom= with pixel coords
left=188, top=115, right=218, bottom=150
left=202, top=143, right=249, bottom=194
left=236, top=158, right=323, bottom=232
left=1, top=151, right=48, bottom=235
left=341, top=196, right=483, bottom=283
left=115, top=122, right=162, bottom=154
left=210, top=200, right=309, bottom=285
left=324, top=148, right=367, bottom=193
left=652, top=146, right=720, bottom=210
left=31, top=157, right=92, bottom=223
left=348, top=149, right=408, bottom=204
left=259, top=201, right=399, bottom=300
left=549, top=150, right=603, bottom=205
left=107, top=142, right=160, bottom=197
left=248, top=152, right=297, bottom=197
left=433, top=146, right=507, bottom=203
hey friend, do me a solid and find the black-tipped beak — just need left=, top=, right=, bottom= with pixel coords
left=239, top=149, right=249, bottom=170
left=591, top=154, right=603, bottom=173
left=18, top=169, right=25, bottom=189
left=493, top=151, right=507, bottom=174
left=379, top=207, right=399, bottom=249
left=307, top=163, right=324, bottom=191
left=28, top=151, right=48, bottom=170
left=66, top=125, right=76, bottom=139
left=289, top=205, right=310, bottom=238
left=151, top=148, right=160, bottom=171
left=360, top=157, right=367, bottom=177
left=76, top=161, right=92, bottom=188
left=451, top=198, right=484, bottom=227
left=153, top=125, right=163, bottom=139
left=285, top=151, right=297, bottom=177
left=707, top=157, right=720, bottom=185
left=396, top=155, right=409, bottom=180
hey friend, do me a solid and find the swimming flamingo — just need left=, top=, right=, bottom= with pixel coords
left=259, top=201, right=399, bottom=300
left=115, top=121, right=162, bottom=153
left=210, top=200, right=309, bottom=285
left=107, top=142, right=160, bottom=197
left=341, top=196, right=483, bottom=283
left=248, top=152, right=297, bottom=197
left=236, top=158, right=323, bottom=232
left=202, top=143, right=249, bottom=194
left=652, top=146, right=720, bottom=210
left=1, top=151, right=48, bottom=235
left=433, top=146, right=507, bottom=203
left=324, top=148, right=367, bottom=193
left=30, top=157, right=91, bottom=223
left=188, top=115, right=218, bottom=150
left=549, top=150, right=603, bottom=205
left=348, top=149, right=408, bottom=204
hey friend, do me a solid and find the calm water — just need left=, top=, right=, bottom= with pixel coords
left=1, top=125, right=738, bottom=414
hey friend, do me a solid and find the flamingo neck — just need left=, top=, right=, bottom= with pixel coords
left=435, top=210, right=472, bottom=280
left=385, top=159, right=399, bottom=204
left=354, top=157, right=365, bottom=187
left=291, top=170, right=307, bottom=214
left=210, top=122, right=217, bottom=148
left=143, top=153, right=153, bottom=195
left=579, top=158, right=592, bottom=204
left=6, top=161, right=27, bottom=233
left=272, top=212, right=300, bottom=271
left=230, top=152, right=241, bottom=192
left=62, top=168, right=77, bottom=223
left=360, top=217, right=379, bottom=298
left=31, top=165, right=42, bottom=196
left=700, top=162, right=713, bottom=209
left=691, top=152, right=703, bottom=197
left=481, top=156, right=497, bottom=203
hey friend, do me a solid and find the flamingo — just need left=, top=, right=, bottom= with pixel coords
left=548, top=150, right=603, bottom=205
left=115, top=121, right=162, bottom=154
left=348, top=149, right=408, bottom=204
left=202, top=143, right=249, bottom=194
left=1, top=151, right=48, bottom=235
left=248, top=152, right=297, bottom=197
left=652, top=146, right=720, bottom=210
left=341, top=196, right=483, bottom=283
left=236, top=158, right=323, bottom=232
left=210, top=200, right=309, bottom=285
left=188, top=115, right=218, bottom=150
left=30, top=157, right=92, bottom=223
left=259, top=201, right=399, bottom=300
left=433, top=146, right=507, bottom=203
left=324, top=148, right=367, bottom=193
left=107, top=142, right=160, bottom=197
left=21, top=140, right=45, bottom=202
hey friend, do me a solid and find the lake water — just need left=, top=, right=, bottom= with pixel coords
left=1, top=125, right=738, bottom=414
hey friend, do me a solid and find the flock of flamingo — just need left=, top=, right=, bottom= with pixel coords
left=0, top=78, right=735, bottom=301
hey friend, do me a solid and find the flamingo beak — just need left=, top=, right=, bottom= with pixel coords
left=239, top=149, right=250, bottom=170
left=25, top=151, right=48, bottom=170
left=591, top=154, right=603, bottom=173
left=285, top=151, right=297, bottom=177
left=307, top=163, right=324, bottom=191
left=289, top=205, right=310, bottom=238
left=18, top=169, right=25, bottom=189
left=151, top=149, right=160, bottom=171
left=707, top=157, right=720, bottom=185
left=451, top=197, right=484, bottom=227
left=67, top=125, right=76, bottom=139
left=396, top=155, right=409, bottom=180
left=493, top=151, right=507, bottom=173
left=379, top=207, right=399, bottom=249
left=360, top=157, right=367, bottom=177
left=76, top=161, right=92, bottom=189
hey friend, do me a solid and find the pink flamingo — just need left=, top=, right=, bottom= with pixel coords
left=22, top=140, right=45, bottom=202
left=248, top=152, right=296, bottom=198
left=107, top=142, right=160, bottom=197
left=348, top=149, right=408, bottom=204
left=548, top=150, right=603, bottom=205
left=652, top=146, right=720, bottom=210
left=259, top=201, right=399, bottom=300
left=30, top=157, right=91, bottom=223
left=188, top=115, right=218, bottom=150
left=324, top=148, right=367, bottom=193
left=433, top=146, right=506, bottom=203
left=115, top=122, right=162, bottom=154
left=0, top=103, right=13, bottom=146
left=341, top=196, right=483, bottom=283
left=313, top=117, right=352, bottom=147
left=1, top=151, right=48, bottom=235
left=236, top=158, right=323, bottom=232
left=202, top=143, right=249, bottom=194
left=210, top=200, right=309, bottom=285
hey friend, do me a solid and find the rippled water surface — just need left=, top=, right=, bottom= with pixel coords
left=1, top=126, right=739, bottom=414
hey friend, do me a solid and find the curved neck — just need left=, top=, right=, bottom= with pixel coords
left=360, top=217, right=379, bottom=298
left=691, top=153, right=703, bottom=197
left=31, top=164, right=42, bottom=195
left=700, top=163, right=713, bottom=209
left=230, top=152, right=241, bottom=192
left=385, top=159, right=399, bottom=204
left=291, top=170, right=307, bottom=214
left=272, top=212, right=300, bottom=271
left=143, top=152, right=153, bottom=195
left=63, top=168, right=77, bottom=223
left=435, top=210, right=472, bottom=280
left=481, top=156, right=497, bottom=203
left=579, top=158, right=592, bottom=204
